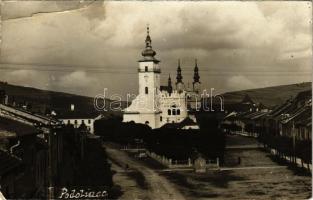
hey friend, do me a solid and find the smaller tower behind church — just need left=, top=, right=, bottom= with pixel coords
left=193, top=59, right=201, bottom=94
left=168, top=74, right=173, bottom=94
left=176, top=59, right=185, bottom=93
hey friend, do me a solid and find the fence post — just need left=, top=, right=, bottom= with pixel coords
left=217, top=157, right=219, bottom=168
left=188, top=158, right=191, bottom=167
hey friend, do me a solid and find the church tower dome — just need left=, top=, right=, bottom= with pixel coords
left=141, top=26, right=158, bottom=61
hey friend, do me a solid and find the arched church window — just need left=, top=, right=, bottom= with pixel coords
left=172, top=109, right=176, bottom=115
left=145, top=87, right=148, bottom=94
left=177, top=109, right=180, bottom=115
left=160, top=116, right=162, bottom=122
left=168, top=109, right=171, bottom=115
left=145, top=66, right=148, bottom=72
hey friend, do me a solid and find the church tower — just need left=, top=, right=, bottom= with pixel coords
left=193, top=59, right=201, bottom=94
left=176, top=59, right=185, bottom=93
left=123, top=25, right=162, bottom=128
left=138, top=26, right=161, bottom=98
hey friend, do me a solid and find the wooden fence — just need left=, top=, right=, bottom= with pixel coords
left=121, top=145, right=219, bottom=169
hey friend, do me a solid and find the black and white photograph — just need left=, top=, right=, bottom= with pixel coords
left=0, top=1, right=312, bottom=199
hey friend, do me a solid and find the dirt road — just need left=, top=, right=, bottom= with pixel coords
left=104, top=144, right=186, bottom=200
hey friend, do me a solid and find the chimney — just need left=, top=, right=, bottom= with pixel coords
left=70, top=104, right=75, bottom=111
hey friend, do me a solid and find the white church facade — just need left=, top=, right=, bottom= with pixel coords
left=123, top=27, right=201, bottom=129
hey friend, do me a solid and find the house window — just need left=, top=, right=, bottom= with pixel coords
left=82, top=120, right=85, bottom=124
left=177, top=109, right=180, bottom=115
left=160, top=116, right=162, bottom=122
left=74, top=120, right=77, bottom=124
left=145, top=66, right=148, bottom=72
left=145, top=87, right=148, bottom=94
left=168, top=109, right=171, bottom=115
left=88, top=120, right=91, bottom=124
left=67, top=120, right=70, bottom=124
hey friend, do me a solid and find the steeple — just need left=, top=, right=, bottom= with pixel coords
left=145, top=25, right=151, bottom=48
left=193, top=59, right=200, bottom=83
left=141, top=24, right=157, bottom=59
left=168, top=74, right=173, bottom=94
left=176, top=59, right=183, bottom=84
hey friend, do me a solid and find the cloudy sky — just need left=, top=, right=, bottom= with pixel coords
left=0, top=1, right=312, bottom=98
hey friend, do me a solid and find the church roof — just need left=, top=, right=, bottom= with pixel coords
left=161, top=117, right=198, bottom=129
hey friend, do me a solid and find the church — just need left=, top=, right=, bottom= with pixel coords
left=123, top=26, right=201, bottom=129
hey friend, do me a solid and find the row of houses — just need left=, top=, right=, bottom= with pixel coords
left=222, top=90, right=311, bottom=169
left=223, top=90, right=311, bottom=141
left=0, top=90, right=111, bottom=198
left=0, top=89, right=101, bottom=134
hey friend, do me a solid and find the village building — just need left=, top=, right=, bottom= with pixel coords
left=123, top=26, right=201, bottom=129
left=222, top=94, right=269, bottom=137
left=0, top=93, right=106, bottom=198
left=161, top=117, right=200, bottom=130
left=223, top=90, right=312, bottom=142
left=57, top=104, right=102, bottom=134
left=0, top=116, right=47, bottom=198
left=275, top=90, right=312, bottom=140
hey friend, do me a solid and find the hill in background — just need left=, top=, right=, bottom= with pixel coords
left=0, top=81, right=311, bottom=116
left=0, top=81, right=123, bottom=117
left=222, top=82, right=311, bottom=108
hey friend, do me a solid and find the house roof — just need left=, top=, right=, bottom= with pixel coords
left=295, top=114, right=312, bottom=127
left=0, top=116, right=41, bottom=137
left=0, top=104, right=59, bottom=125
left=281, top=106, right=311, bottom=124
left=161, top=117, right=198, bottom=129
left=241, top=94, right=255, bottom=104
left=295, top=90, right=311, bottom=101
left=243, top=111, right=268, bottom=120
left=267, top=89, right=312, bottom=120
left=57, top=111, right=101, bottom=119
left=267, top=100, right=293, bottom=119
